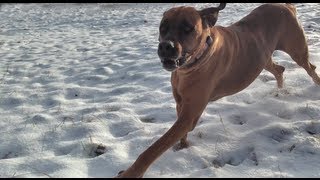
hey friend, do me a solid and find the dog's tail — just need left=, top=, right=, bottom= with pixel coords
left=285, top=3, right=297, bottom=16
left=216, top=3, right=226, bottom=10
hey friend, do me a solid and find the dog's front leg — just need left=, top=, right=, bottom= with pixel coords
left=173, top=97, right=202, bottom=151
left=172, top=85, right=206, bottom=151
left=173, top=114, right=202, bottom=151
left=115, top=102, right=207, bottom=178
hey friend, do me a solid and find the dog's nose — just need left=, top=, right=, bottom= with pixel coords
left=158, top=41, right=175, bottom=57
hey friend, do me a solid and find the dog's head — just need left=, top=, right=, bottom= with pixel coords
left=158, top=3, right=226, bottom=71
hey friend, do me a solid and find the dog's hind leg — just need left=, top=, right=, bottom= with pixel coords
left=286, top=44, right=320, bottom=85
left=277, top=15, right=320, bottom=85
left=301, top=61, right=320, bottom=85
left=308, top=63, right=320, bottom=85
left=292, top=51, right=320, bottom=85
left=264, top=57, right=285, bottom=88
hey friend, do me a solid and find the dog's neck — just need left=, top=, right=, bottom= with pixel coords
left=182, top=30, right=213, bottom=69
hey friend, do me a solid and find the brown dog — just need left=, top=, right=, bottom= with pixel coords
left=116, top=3, right=320, bottom=178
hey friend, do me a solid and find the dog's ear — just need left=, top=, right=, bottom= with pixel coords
left=199, top=3, right=226, bottom=28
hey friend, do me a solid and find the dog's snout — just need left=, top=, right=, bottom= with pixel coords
left=159, top=41, right=174, bottom=51
left=158, top=41, right=175, bottom=57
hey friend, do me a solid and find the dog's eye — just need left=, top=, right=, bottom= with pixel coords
left=160, top=27, right=168, bottom=34
left=160, top=19, right=169, bottom=34
left=183, top=26, right=195, bottom=34
left=181, top=22, right=195, bottom=34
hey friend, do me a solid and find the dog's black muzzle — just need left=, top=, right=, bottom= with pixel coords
left=158, top=41, right=185, bottom=71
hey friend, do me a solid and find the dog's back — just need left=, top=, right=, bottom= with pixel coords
left=230, top=3, right=297, bottom=32
left=285, top=3, right=297, bottom=15
left=206, top=3, right=320, bottom=100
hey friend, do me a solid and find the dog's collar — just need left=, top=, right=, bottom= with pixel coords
left=195, top=35, right=213, bottom=60
left=182, top=35, right=213, bottom=69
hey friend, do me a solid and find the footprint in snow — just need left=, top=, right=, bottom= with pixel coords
left=212, top=146, right=258, bottom=168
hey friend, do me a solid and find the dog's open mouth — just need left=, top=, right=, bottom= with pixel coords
left=176, top=56, right=187, bottom=66
left=162, top=56, right=188, bottom=71
left=162, top=58, right=177, bottom=71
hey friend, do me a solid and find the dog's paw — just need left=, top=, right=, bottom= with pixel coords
left=118, top=170, right=125, bottom=175
left=114, top=170, right=125, bottom=178
left=172, top=141, right=190, bottom=151
left=114, top=169, right=143, bottom=178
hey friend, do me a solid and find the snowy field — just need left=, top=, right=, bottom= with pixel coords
left=0, top=3, right=320, bottom=178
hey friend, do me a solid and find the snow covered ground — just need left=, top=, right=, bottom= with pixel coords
left=0, top=3, right=320, bottom=178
